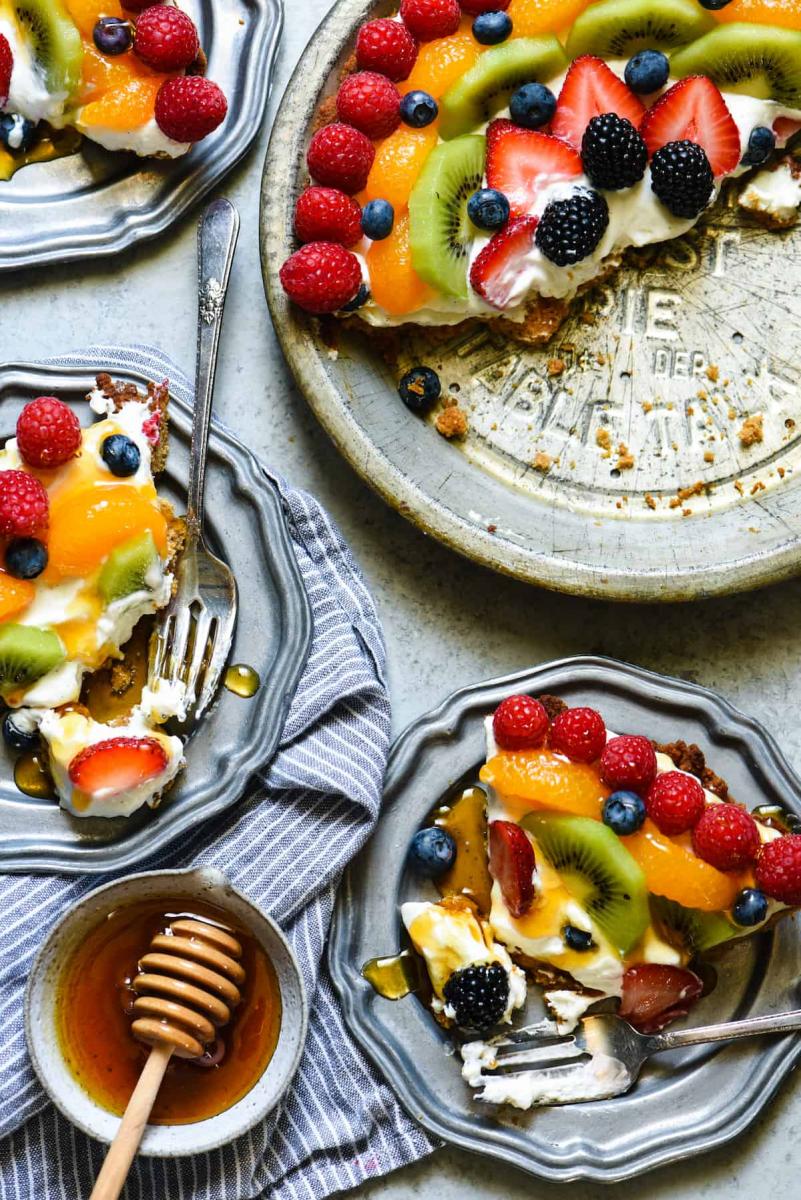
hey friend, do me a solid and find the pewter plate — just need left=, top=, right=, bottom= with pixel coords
left=0, top=362, right=312, bottom=874
left=262, top=0, right=801, bottom=601
left=0, top=0, right=281, bottom=269
left=329, top=658, right=801, bottom=1182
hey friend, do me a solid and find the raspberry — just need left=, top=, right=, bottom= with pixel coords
left=155, top=76, right=227, bottom=143
left=651, top=140, right=714, bottom=219
left=133, top=4, right=199, bottom=71
left=336, top=71, right=401, bottom=140
left=535, top=189, right=609, bottom=267
left=16, top=397, right=81, bottom=469
left=550, top=706, right=606, bottom=764
left=600, top=735, right=656, bottom=794
left=400, top=0, right=461, bottom=41
left=493, top=694, right=549, bottom=751
left=692, top=804, right=760, bottom=872
left=460, top=0, right=510, bottom=12
left=646, top=771, right=706, bottom=836
left=307, top=122, right=375, bottom=194
left=756, top=834, right=801, bottom=905
left=581, top=113, right=648, bottom=191
left=294, top=187, right=362, bottom=246
left=0, top=34, right=12, bottom=108
left=356, top=19, right=418, bottom=82
left=279, top=242, right=362, bottom=314
left=0, top=471, right=49, bottom=538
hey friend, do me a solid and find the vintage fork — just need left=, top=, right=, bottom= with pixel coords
left=148, top=198, right=240, bottom=728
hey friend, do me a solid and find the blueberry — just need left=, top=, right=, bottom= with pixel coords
left=509, top=82, right=556, bottom=130
left=361, top=198, right=395, bottom=240
left=602, top=790, right=647, bottom=835
left=698, top=0, right=734, bottom=8
left=742, top=125, right=776, bottom=167
left=472, top=11, right=513, bottom=44
left=732, top=887, right=769, bottom=927
left=624, top=49, right=669, bottom=95
left=563, top=925, right=594, bottom=952
left=93, top=16, right=133, bottom=55
left=2, top=710, right=40, bottom=754
left=341, top=283, right=370, bottom=312
left=0, top=114, right=37, bottom=154
left=467, top=188, right=510, bottom=231
left=5, top=538, right=47, bottom=580
left=398, top=366, right=441, bottom=412
left=102, top=434, right=141, bottom=477
left=408, top=826, right=456, bottom=877
left=400, top=90, right=438, bottom=128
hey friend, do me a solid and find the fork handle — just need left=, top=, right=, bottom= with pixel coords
left=644, top=1007, right=801, bottom=1054
left=189, top=197, right=240, bottom=533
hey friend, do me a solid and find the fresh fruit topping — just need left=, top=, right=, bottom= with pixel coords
left=701, top=0, right=735, bottom=7
left=101, top=434, right=142, bottom=478
left=294, top=186, right=362, bottom=247
left=133, top=4, right=198, bottom=70
left=341, top=284, right=370, bottom=312
left=671, top=24, right=801, bottom=109
left=0, top=624, right=65, bottom=695
left=307, top=122, right=375, bottom=194
left=409, top=133, right=485, bottom=298
left=398, top=365, right=442, bottom=411
left=551, top=56, right=644, bottom=152
left=581, top=112, right=647, bottom=190
left=336, top=71, right=402, bottom=139
left=98, top=530, right=159, bottom=604
left=0, top=573, right=34, bottom=622
left=279, top=242, right=362, bottom=314
left=712, top=0, right=801, bottom=27
left=650, top=893, right=739, bottom=952
left=366, top=210, right=434, bottom=315
left=400, top=88, right=439, bottom=127
left=403, top=28, right=481, bottom=99
left=493, top=694, right=549, bottom=750
left=0, top=34, right=11, bottom=108
left=408, top=826, right=457, bottom=876
left=467, top=187, right=510, bottom=230
left=93, top=16, right=132, bottom=55
left=365, top=124, right=438, bottom=208
left=627, top=819, right=743, bottom=910
left=619, top=963, right=703, bottom=1033
left=602, top=790, right=647, bottom=835
left=16, top=396, right=81, bottom=469
left=550, top=706, right=606, bottom=764
left=2, top=710, right=40, bottom=754
left=692, top=804, right=760, bottom=871
left=18, top=0, right=83, bottom=99
left=68, top=735, right=169, bottom=798
left=361, top=198, right=395, bottom=240
left=440, top=36, right=568, bottom=139
left=640, top=77, right=739, bottom=176
left=755, top=833, right=801, bottom=904
left=5, top=538, right=47, bottom=581
left=442, top=962, right=510, bottom=1030
left=509, top=81, right=557, bottom=129
left=651, top=140, right=714, bottom=217
left=743, top=124, right=776, bottom=166
left=646, top=771, right=706, bottom=836
left=485, top=748, right=609, bottom=820
left=486, top=121, right=582, bottom=218
left=461, top=0, right=511, bottom=12
left=356, top=18, right=419, bottom=82
left=563, top=924, right=594, bottom=950
left=0, top=115, right=35, bottom=154
left=489, top=819, right=536, bottom=917
left=473, top=11, right=513, bottom=43
left=0, top=471, right=48, bottom=538
left=535, top=189, right=609, bottom=266
left=155, top=77, right=227, bottom=143
left=599, top=734, right=656, bottom=794
left=507, top=0, right=593, bottom=36
left=732, top=886, right=768, bottom=926
left=46, top=484, right=167, bottom=581
left=400, top=0, right=462, bottom=41
left=469, top=215, right=538, bottom=307
left=625, top=48, right=670, bottom=94
left=566, top=0, right=714, bottom=59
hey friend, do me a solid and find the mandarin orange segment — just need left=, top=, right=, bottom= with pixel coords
left=65, top=0, right=126, bottom=38
left=401, top=29, right=482, bottom=99
left=507, top=0, right=593, bottom=36
left=625, top=820, right=747, bottom=912
left=365, top=125, right=439, bottom=209
left=480, top=749, right=610, bottom=820
left=45, top=485, right=168, bottom=582
left=366, top=211, right=434, bottom=315
left=79, top=75, right=163, bottom=131
left=0, top=573, right=35, bottom=622
left=712, top=0, right=801, bottom=26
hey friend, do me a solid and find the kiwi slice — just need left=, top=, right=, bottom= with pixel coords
left=98, top=531, right=160, bottom=605
left=522, top=812, right=649, bottom=956
left=0, top=624, right=65, bottom=695
left=408, top=135, right=486, bottom=299
left=671, top=24, right=801, bottom=108
left=440, top=37, right=569, bottom=140
left=650, top=895, right=741, bottom=954
left=566, top=0, right=714, bottom=59
left=13, top=0, right=83, bottom=100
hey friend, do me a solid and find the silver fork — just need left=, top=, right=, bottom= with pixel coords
left=148, top=198, right=240, bottom=728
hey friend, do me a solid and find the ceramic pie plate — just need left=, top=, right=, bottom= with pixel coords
left=0, top=361, right=312, bottom=874
left=262, top=0, right=801, bottom=602
left=329, top=657, right=801, bottom=1182
left=0, top=0, right=282, bottom=269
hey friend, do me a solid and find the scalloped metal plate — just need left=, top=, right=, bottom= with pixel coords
left=0, top=362, right=312, bottom=874
left=329, top=658, right=801, bottom=1182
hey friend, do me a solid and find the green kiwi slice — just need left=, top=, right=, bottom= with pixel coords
left=439, top=37, right=569, bottom=141
left=566, top=0, right=714, bottom=59
left=98, top=531, right=160, bottom=606
left=522, top=812, right=649, bottom=956
left=13, top=0, right=83, bottom=100
left=671, top=23, right=801, bottom=107
left=409, top=134, right=486, bottom=299
left=0, top=624, right=65, bottom=695
left=650, top=895, right=742, bottom=954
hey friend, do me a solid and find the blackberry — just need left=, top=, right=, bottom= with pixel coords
left=581, top=113, right=647, bottom=191
left=443, top=963, right=509, bottom=1031
left=535, top=189, right=609, bottom=267
left=650, top=140, right=714, bottom=219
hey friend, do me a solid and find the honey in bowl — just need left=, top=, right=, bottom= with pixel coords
left=57, top=897, right=281, bottom=1124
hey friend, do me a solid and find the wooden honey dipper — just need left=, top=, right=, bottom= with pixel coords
left=89, top=917, right=245, bottom=1200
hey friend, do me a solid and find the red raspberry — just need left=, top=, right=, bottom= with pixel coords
left=756, top=834, right=801, bottom=904
left=0, top=34, right=12, bottom=108
left=336, top=72, right=401, bottom=140
left=460, top=0, right=510, bottom=11
left=16, top=397, right=81, bottom=469
left=0, top=471, right=48, bottom=538
left=307, top=123, right=375, bottom=194
left=155, top=76, right=227, bottom=143
left=493, top=694, right=549, bottom=751
left=600, top=735, right=656, bottom=794
left=692, top=804, right=760, bottom=871
left=133, top=4, right=199, bottom=70
left=400, top=0, right=461, bottom=41
left=294, top=187, right=362, bottom=246
left=646, top=771, right=706, bottom=836
left=279, top=242, right=362, bottom=314
left=356, top=19, right=418, bottom=83
left=550, top=706, right=606, bottom=764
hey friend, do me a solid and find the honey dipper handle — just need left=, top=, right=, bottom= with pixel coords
left=89, top=1043, right=173, bottom=1200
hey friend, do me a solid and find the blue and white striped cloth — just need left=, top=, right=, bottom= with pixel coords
left=0, top=347, right=436, bottom=1199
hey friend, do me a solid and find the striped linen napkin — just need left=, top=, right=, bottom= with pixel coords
left=0, top=347, right=436, bottom=1199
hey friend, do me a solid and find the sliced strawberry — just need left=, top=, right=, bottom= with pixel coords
left=0, top=35, right=12, bottom=109
left=640, top=77, right=739, bottom=178
left=470, top=215, right=538, bottom=309
left=488, top=820, right=536, bottom=918
left=551, top=55, right=644, bottom=152
left=69, top=737, right=169, bottom=798
left=619, top=964, right=704, bottom=1034
left=486, top=120, right=582, bottom=218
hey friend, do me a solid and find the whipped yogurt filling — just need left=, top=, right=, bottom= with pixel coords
left=739, top=158, right=801, bottom=223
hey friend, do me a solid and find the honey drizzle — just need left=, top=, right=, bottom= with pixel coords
left=434, top=786, right=492, bottom=916
left=0, top=126, right=82, bottom=182
left=14, top=751, right=56, bottom=800
left=224, top=664, right=260, bottom=698
left=362, top=950, right=424, bottom=1000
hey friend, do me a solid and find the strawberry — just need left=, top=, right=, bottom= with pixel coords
left=485, top=120, right=582, bottom=218
left=551, top=55, right=645, bottom=152
left=640, top=77, right=739, bottom=178
left=469, top=215, right=538, bottom=309
left=68, top=736, right=168, bottom=798
left=619, top=964, right=704, bottom=1033
left=488, top=820, right=535, bottom=918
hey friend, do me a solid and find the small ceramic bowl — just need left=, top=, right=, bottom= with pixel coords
left=25, top=867, right=308, bottom=1155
